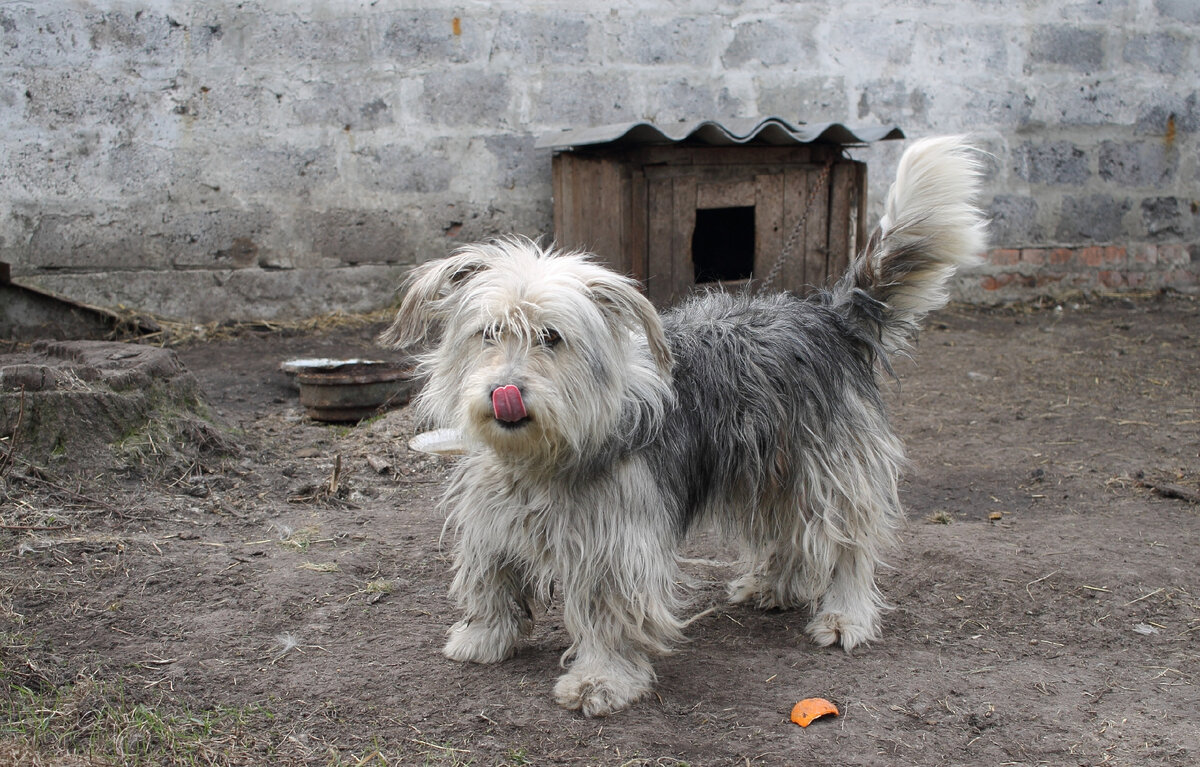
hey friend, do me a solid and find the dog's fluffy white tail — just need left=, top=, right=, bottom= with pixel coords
left=838, top=136, right=988, bottom=354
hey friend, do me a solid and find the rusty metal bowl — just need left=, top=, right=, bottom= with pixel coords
left=292, top=360, right=415, bottom=422
left=281, top=357, right=379, bottom=386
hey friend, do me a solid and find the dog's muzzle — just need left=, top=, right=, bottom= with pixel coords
left=491, top=384, right=529, bottom=425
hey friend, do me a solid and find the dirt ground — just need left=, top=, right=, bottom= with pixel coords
left=2, top=293, right=1198, bottom=766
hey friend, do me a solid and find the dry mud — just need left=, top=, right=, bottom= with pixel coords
left=2, top=295, right=1197, bottom=766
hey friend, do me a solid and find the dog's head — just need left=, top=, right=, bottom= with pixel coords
left=382, top=238, right=673, bottom=464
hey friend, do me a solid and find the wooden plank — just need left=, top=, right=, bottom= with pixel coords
left=672, top=175, right=698, bottom=303
left=855, top=161, right=869, bottom=258
left=551, top=153, right=570, bottom=247
left=636, top=146, right=692, bottom=167
left=646, top=177, right=674, bottom=307
left=596, top=159, right=628, bottom=274
left=697, top=179, right=756, bottom=209
left=629, top=170, right=648, bottom=285
left=642, top=161, right=808, bottom=181
left=687, top=146, right=813, bottom=166
left=802, top=164, right=831, bottom=291
left=754, top=172, right=785, bottom=285
left=569, top=156, right=589, bottom=255
left=826, top=160, right=859, bottom=279
left=552, top=155, right=631, bottom=274
left=780, top=167, right=810, bottom=293
left=633, top=145, right=813, bottom=168
left=558, top=154, right=592, bottom=256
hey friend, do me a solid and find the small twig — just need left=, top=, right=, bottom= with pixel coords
left=1123, top=588, right=1164, bottom=607
left=1144, top=480, right=1200, bottom=504
left=1026, top=570, right=1060, bottom=601
left=408, top=738, right=469, bottom=754
left=328, top=454, right=342, bottom=495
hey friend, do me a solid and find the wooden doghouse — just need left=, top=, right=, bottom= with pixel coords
left=537, top=118, right=903, bottom=306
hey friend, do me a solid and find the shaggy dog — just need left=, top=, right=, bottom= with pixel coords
left=382, top=136, right=987, bottom=717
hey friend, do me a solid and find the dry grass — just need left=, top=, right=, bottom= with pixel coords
left=146, top=308, right=397, bottom=348
left=1, top=674, right=277, bottom=766
left=273, top=524, right=326, bottom=551
left=298, top=561, right=340, bottom=573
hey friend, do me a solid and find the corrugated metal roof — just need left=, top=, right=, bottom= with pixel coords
left=534, top=117, right=904, bottom=150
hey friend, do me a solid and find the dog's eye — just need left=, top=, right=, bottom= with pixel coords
left=540, top=328, right=563, bottom=348
left=481, top=326, right=500, bottom=344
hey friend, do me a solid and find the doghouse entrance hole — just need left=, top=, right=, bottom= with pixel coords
left=692, top=206, right=755, bottom=284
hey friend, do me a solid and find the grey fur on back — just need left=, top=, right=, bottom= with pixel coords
left=652, top=289, right=891, bottom=533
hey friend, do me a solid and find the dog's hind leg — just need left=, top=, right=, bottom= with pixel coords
left=805, top=541, right=882, bottom=651
left=727, top=499, right=884, bottom=650
left=443, top=558, right=536, bottom=665
left=804, top=444, right=900, bottom=650
left=726, top=500, right=834, bottom=610
left=727, top=546, right=822, bottom=610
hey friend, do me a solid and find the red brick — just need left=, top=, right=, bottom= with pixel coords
left=1103, top=246, right=1127, bottom=265
left=1098, top=270, right=1124, bottom=288
left=1049, top=248, right=1074, bottom=265
left=981, top=273, right=1017, bottom=291
left=1020, top=248, right=1047, bottom=265
left=1131, top=244, right=1158, bottom=265
left=988, top=249, right=1021, bottom=266
left=1078, top=246, right=1105, bottom=267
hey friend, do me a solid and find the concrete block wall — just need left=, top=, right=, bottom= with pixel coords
left=1, top=0, right=1197, bottom=321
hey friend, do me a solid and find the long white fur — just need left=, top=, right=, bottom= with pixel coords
left=867, top=136, right=989, bottom=354
left=383, top=136, right=987, bottom=717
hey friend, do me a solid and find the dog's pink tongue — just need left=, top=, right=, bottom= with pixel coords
left=491, top=385, right=528, bottom=422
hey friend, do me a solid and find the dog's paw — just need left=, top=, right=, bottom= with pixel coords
left=726, top=573, right=758, bottom=604
left=806, top=611, right=877, bottom=651
left=442, top=620, right=518, bottom=664
left=727, top=574, right=777, bottom=608
left=553, top=667, right=651, bottom=717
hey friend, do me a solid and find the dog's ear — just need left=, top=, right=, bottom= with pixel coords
left=379, top=250, right=489, bottom=349
left=587, top=273, right=674, bottom=377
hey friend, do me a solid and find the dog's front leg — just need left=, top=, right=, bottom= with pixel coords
left=551, top=485, right=684, bottom=716
left=553, top=632, right=655, bottom=719
left=553, top=566, right=659, bottom=717
left=443, top=542, right=535, bottom=665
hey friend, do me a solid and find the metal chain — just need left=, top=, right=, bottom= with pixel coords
left=757, top=159, right=835, bottom=294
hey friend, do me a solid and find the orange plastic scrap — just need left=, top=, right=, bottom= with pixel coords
left=790, top=697, right=839, bottom=727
